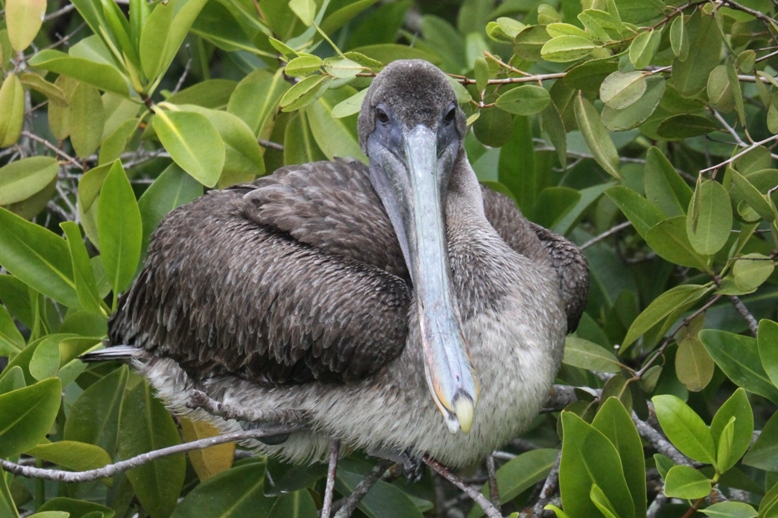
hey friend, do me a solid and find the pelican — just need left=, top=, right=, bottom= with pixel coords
left=85, top=60, right=588, bottom=473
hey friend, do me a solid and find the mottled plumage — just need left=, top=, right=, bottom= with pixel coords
left=94, top=60, right=589, bottom=467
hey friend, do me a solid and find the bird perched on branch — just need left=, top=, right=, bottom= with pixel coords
left=84, top=60, right=588, bottom=477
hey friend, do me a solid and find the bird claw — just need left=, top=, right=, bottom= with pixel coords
left=400, top=449, right=425, bottom=482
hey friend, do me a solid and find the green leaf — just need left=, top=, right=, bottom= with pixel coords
left=336, top=468, right=425, bottom=518
left=152, top=109, right=226, bottom=187
left=730, top=168, right=774, bottom=221
left=119, top=379, right=186, bottom=518
left=473, top=106, right=513, bottom=148
left=29, top=334, right=61, bottom=381
left=228, top=69, right=289, bottom=137
left=701, top=501, right=758, bottom=518
left=486, top=17, right=526, bottom=42
left=574, top=93, right=622, bottom=179
left=592, top=398, right=646, bottom=518
left=708, top=65, right=734, bottom=113
left=98, top=161, right=142, bottom=297
left=546, top=23, right=590, bottom=39
left=727, top=58, right=746, bottom=126
left=280, top=75, right=330, bottom=112
left=138, top=163, right=202, bottom=261
left=672, top=12, right=722, bottom=97
left=5, top=0, right=46, bottom=52
left=670, top=14, right=688, bottom=61
left=602, top=76, right=665, bottom=132
left=664, top=465, right=712, bottom=499
left=559, top=412, right=635, bottom=518
left=306, top=88, right=366, bottom=163
left=600, top=71, right=647, bottom=110
left=0, top=466, right=18, bottom=518
left=676, top=329, right=714, bottom=392
left=140, top=0, right=208, bottom=86
left=716, top=417, right=735, bottom=473
left=686, top=179, right=732, bottom=255
left=732, top=254, right=774, bottom=292
left=0, top=305, right=24, bottom=355
left=99, top=117, right=139, bottom=165
left=495, top=85, right=551, bottom=116
left=331, top=88, right=368, bottom=119
left=645, top=147, right=693, bottom=217
left=285, top=54, right=323, bottom=76
left=652, top=394, right=716, bottom=464
left=171, top=460, right=275, bottom=517
left=605, top=186, right=664, bottom=239
left=0, top=73, right=24, bottom=147
left=590, top=484, right=619, bottom=518
left=64, top=365, right=128, bottom=458
left=38, top=498, right=115, bottom=518
left=0, top=378, right=62, bottom=458
left=743, top=410, right=778, bottom=471
left=289, top=0, right=316, bottom=26
left=28, top=50, right=130, bottom=96
left=541, top=35, right=597, bottom=62
left=19, top=72, right=67, bottom=103
left=26, top=440, right=112, bottom=473
left=0, top=157, right=58, bottom=206
left=540, top=100, right=567, bottom=167
left=70, top=82, right=106, bottom=159
left=468, top=449, right=559, bottom=518
left=645, top=216, right=711, bottom=271
left=166, top=79, right=238, bottom=110
left=61, top=222, right=104, bottom=315
left=284, top=112, right=327, bottom=165
left=563, top=336, right=621, bottom=372
left=759, top=320, right=778, bottom=388
left=629, top=28, right=660, bottom=69
left=700, top=330, right=778, bottom=404
left=323, top=57, right=363, bottom=79
left=657, top=114, right=720, bottom=139
left=268, top=490, right=317, bottom=518
left=0, top=207, right=79, bottom=308
left=513, top=25, right=551, bottom=62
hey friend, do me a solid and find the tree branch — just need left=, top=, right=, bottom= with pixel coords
left=1, top=425, right=303, bottom=483
left=332, top=459, right=393, bottom=518
left=422, top=455, right=502, bottom=518
left=632, top=412, right=691, bottom=466
left=187, top=388, right=306, bottom=424
left=531, top=451, right=562, bottom=518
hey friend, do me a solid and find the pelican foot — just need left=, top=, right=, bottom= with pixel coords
left=399, top=449, right=425, bottom=483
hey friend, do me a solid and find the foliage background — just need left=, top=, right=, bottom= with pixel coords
left=0, top=0, right=777, bottom=517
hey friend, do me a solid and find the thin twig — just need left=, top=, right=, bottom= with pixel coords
left=532, top=451, right=562, bottom=518
left=647, top=490, right=668, bottom=518
left=322, top=439, right=341, bottom=518
left=259, top=139, right=284, bottom=151
left=581, top=221, right=633, bottom=250
left=43, top=4, right=76, bottom=22
left=333, top=459, right=393, bottom=518
left=1, top=425, right=303, bottom=483
left=422, top=455, right=502, bottom=518
left=486, top=455, right=501, bottom=514
left=187, top=389, right=306, bottom=424
left=632, top=412, right=690, bottom=466
left=727, top=295, right=760, bottom=336
left=699, top=134, right=778, bottom=173
left=20, top=131, right=81, bottom=167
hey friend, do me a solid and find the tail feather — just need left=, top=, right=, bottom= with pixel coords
left=80, top=345, right=147, bottom=363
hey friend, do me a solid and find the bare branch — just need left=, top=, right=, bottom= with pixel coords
left=486, top=455, right=501, bottom=514
left=423, top=455, right=502, bottom=518
left=321, top=439, right=340, bottom=518
left=1, top=425, right=302, bottom=483
left=531, top=451, right=562, bottom=518
left=728, top=295, right=760, bottom=336
left=699, top=134, right=778, bottom=174
left=332, top=459, right=393, bottom=518
left=647, top=490, right=668, bottom=518
left=632, top=412, right=691, bottom=466
left=259, top=139, right=284, bottom=151
left=187, top=388, right=306, bottom=424
left=581, top=221, right=633, bottom=250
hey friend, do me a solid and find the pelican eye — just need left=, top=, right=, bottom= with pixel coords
left=376, top=108, right=390, bottom=124
left=444, top=106, right=456, bottom=124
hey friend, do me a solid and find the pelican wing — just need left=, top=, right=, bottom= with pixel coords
left=110, top=160, right=411, bottom=385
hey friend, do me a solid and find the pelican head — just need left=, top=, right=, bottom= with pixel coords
left=358, top=60, right=478, bottom=434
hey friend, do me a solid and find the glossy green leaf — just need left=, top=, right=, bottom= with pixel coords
left=152, top=109, right=225, bottom=187
left=469, top=449, right=559, bottom=518
left=0, top=467, right=18, bottom=518
left=700, top=330, right=778, bottom=404
left=138, top=163, right=203, bottom=261
left=332, top=88, right=368, bottom=119
left=513, top=25, right=551, bottom=62
left=605, top=186, right=664, bottom=239
left=0, top=378, right=62, bottom=458
left=323, top=57, right=363, bottom=79
left=38, top=498, right=115, bottom=518
left=495, top=85, right=551, bottom=116
left=590, top=484, right=619, bottom=518
left=712, top=388, right=754, bottom=472
left=600, top=71, right=647, bottom=110
left=267, top=491, right=317, bottom=518
left=664, top=465, right=712, bottom=499
left=70, top=82, right=106, bottom=158
left=701, top=501, right=757, bottom=518
left=98, top=161, right=142, bottom=297
left=540, top=100, right=567, bottom=167
left=546, top=23, right=590, bottom=38
left=657, top=114, right=720, bottom=139
left=676, top=328, right=714, bottom=392
left=645, top=147, right=693, bottom=217
left=0, top=305, right=24, bottom=355
left=653, top=394, right=716, bottom=464
left=743, top=410, right=778, bottom=471
left=28, top=50, right=130, bottom=96
left=592, top=398, right=646, bottom=517
left=5, top=0, right=46, bottom=51
left=563, top=336, right=621, bottom=372
left=686, top=179, right=732, bottom=255
left=64, top=365, right=128, bottom=458
left=730, top=168, right=774, bottom=221
left=0, top=157, right=58, bottom=206
left=602, top=76, right=665, bottom=131
left=228, top=69, right=289, bottom=138
left=99, top=117, right=139, bottom=165
left=541, top=35, right=597, bottom=62
left=0, top=207, right=79, bottom=308
left=119, top=379, right=186, bottom=518
left=486, top=17, right=526, bottom=42
left=304, top=88, right=366, bottom=163
left=19, top=72, right=66, bottom=103
left=171, top=460, right=274, bottom=517
left=672, top=12, right=721, bottom=97
left=61, top=222, right=103, bottom=315
left=732, top=254, right=774, bottom=293
left=670, top=14, right=688, bottom=61
left=280, top=75, right=329, bottom=112
left=574, top=93, right=621, bottom=179
left=285, top=54, right=323, bottom=76
left=27, top=440, right=112, bottom=473
left=645, top=216, right=711, bottom=271
left=29, top=334, right=61, bottom=381
left=284, top=112, right=327, bottom=166
left=759, top=320, right=778, bottom=388
left=289, top=0, right=316, bottom=25
left=629, top=28, right=660, bottom=69
left=0, top=73, right=24, bottom=147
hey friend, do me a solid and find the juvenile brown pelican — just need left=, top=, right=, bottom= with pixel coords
left=87, top=60, right=588, bottom=470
